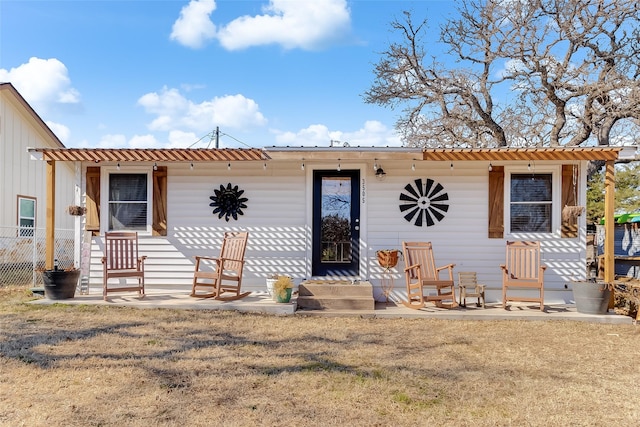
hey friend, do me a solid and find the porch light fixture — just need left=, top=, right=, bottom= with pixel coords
left=153, top=162, right=158, bottom=171
left=489, top=163, right=493, bottom=171
left=190, top=162, right=194, bottom=170
left=411, top=162, right=416, bottom=171
left=117, top=162, right=120, bottom=170
left=375, top=167, right=386, bottom=181
left=373, top=159, right=378, bottom=171
left=227, top=162, right=231, bottom=170
left=301, top=160, right=305, bottom=171
left=450, top=162, right=454, bottom=171
left=337, top=159, right=341, bottom=172
left=263, top=162, right=267, bottom=170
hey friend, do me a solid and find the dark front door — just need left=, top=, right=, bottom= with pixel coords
left=312, top=170, right=360, bottom=276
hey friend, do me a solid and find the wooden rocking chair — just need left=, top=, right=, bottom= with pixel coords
left=191, top=231, right=250, bottom=300
left=401, top=241, right=457, bottom=309
left=501, top=241, right=546, bottom=311
left=101, top=231, right=146, bottom=301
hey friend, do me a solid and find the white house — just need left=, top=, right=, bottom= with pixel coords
left=0, top=83, right=76, bottom=283
left=28, top=144, right=633, bottom=304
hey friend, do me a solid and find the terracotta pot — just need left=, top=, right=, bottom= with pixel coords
left=377, top=251, right=399, bottom=269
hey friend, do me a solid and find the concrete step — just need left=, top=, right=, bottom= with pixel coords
left=297, top=280, right=375, bottom=310
left=297, top=295, right=375, bottom=310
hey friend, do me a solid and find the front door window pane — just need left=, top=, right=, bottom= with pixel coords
left=320, top=177, right=352, bottom=263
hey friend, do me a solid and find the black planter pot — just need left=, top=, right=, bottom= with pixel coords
left=571, top=281, right=611, bottom=315
left=42, top=269, right=81, bottom=300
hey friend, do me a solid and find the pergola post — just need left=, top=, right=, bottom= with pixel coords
left=603, top=160, right=615, bottom=308
left=45, top=160, right=56, bottom=270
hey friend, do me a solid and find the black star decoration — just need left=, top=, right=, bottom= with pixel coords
left=209, top=183, right=248, bottom=221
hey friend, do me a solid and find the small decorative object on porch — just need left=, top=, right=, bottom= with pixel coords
left=399, top=178, right=449, bottom=227
left=571, top=279, right=612, bottom=315
left=41, top=259, right=81, bottom=300
left=209, top=183, right=248, bottom=221
left=273, top=275, right=294, bottom=303
left=376, top=249, right=400, bottom=303
left=67, top=205, right=86, bottom=216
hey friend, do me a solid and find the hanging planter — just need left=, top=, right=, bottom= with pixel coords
left=376, top=249, right=400, bottom=269
left=562, top=205, right=585, bottom=223
left=67, top=205, right=87, bottom=216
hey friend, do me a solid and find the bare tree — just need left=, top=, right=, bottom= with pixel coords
left=364, top=0, right=640, bottom=148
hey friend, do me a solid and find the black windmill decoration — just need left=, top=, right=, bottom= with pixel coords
left=399, top=178, right=449, bottom=227
left=209, top=183, right=248, bottom=221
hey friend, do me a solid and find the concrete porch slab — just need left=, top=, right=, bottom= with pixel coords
left=30, top=288, right=297, bottom=316
left=27, top=287, right=635, bottom=324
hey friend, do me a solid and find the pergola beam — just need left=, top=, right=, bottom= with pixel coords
left=604, top=160, right=615, bottom=308
left=45, top=160, right=55, bottom=270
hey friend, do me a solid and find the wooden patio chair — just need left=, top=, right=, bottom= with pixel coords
left=501, top=241, right=546, bottom=311
left=101, top=231, right=146, bottom=301
left=401, top=241, right=457, bottom=309
left=458, top=271, right=486, bottom=308
left=191, top=231, right=250, bottom=300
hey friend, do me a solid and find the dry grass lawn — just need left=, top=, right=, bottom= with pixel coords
left=1, top=285, right=639, bottom=426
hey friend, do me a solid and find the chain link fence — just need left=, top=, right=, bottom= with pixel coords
left=0, top=226, right=75, bottom=286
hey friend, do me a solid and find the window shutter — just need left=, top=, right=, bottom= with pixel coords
left=488, top=166, right=504, bottom=239
left=561, top=164, right=578, bottom=238
left=85, top=167, right=100, bottom=235
left=153, top=166, right=167, bottom=236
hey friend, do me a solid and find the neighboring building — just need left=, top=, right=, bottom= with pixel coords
left=30, top=144, right=634, bottom=303
left=0, top=83, right=76, bottom=283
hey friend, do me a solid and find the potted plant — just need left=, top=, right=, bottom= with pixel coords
left=41, top=259, right=81, bottom=300
left=273, top=275, right=294, bottom=303
left=570, top=278, right=612, bottom=315
left=266, top=273, right=279, bottom=298
left=67, top=205, right=87, bottom=216
left=376, top=249, right=400, bottom=269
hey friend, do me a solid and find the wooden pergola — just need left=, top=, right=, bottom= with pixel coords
left=30, top=145, right=634, bottom=301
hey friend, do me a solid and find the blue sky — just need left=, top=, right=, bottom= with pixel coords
left=1, top=0, right=453, bottom=149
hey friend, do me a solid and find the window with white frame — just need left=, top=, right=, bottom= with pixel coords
left=17, top=196, right=36, bottom=237
left=108, top=173, right=148, bottom=231
left=509, top=173, right=553, bottom=233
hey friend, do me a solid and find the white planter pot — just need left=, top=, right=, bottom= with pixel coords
left=266, top=278, right=277, bottom=299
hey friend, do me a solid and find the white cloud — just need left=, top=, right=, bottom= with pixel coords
left=168, top=130, right=200, bottom=147
left=0, top=57, right=80, bottom=114
left=272, top=120, right=401, bottom=147
left=170, top=0, right=217, bottom=49
left=96, top=134, right=128, bottom=148
left=45, top=121, right=71, bottom=143
left=129, top=134, right=159, bottom=148
left=138, top=86, right=267, bottom=134
left=216, top=0, right=351, bottom=50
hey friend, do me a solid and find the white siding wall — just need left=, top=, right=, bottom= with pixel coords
left=0, top=89, right=75, bottom=231
left=88, top=161, right=309, bottom=292
left=87, top=159, right=586, bottom=304
left=365, top=160, right=585, bottom=303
